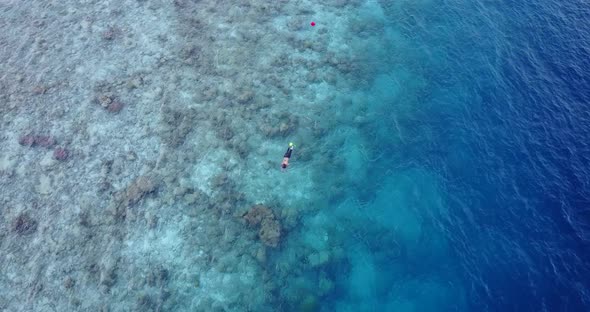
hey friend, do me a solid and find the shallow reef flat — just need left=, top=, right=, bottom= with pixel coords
left=0, top=0, right=377, bottom=311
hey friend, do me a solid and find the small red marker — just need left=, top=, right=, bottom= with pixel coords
left=310, top=21, right=316, bottom=27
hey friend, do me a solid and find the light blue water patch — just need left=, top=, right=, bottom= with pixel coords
left=300, top=212, right=332, bottom=252
left=341, top=128, right=368, bottom=183
left=338, top=244, right=378, bottom=312
left=321, top=168, right=463, bottom=311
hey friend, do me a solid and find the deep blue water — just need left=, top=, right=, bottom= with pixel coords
left=295, top=0, right=590, bottom=311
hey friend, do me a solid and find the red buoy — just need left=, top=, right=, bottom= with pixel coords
left=310, top=21, right=316, bottom=27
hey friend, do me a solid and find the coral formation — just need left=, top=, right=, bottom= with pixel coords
left=35, top=135, right=56, bottom=148
left=260, top=218, right=281, bottom=248
left=101, top=26, right=118, bottom=41
left=53, top=147, right=69, bottom=161
left=159, top=107, right=198, bottom=147
left=96, top=93, right=125, bottom=113
left=242, top=204, right=282, bottom=247
left=106, top=100, right=124, bottom=113
left=32, top=85, right=47, bottom=95
left=123, top=175, right=159, bottom=205
left=146, top=265, right=169, bottom=287
left=63, top=276, right=75, bottom=289
left=97, top=93, right=114, bottom=108
left=18, top=134, right=56, bottom=148
left=17, top=134, right=35, bottom=146
left=236, top=89, right=254, bottom=104
left=11, top=212, right=38, bottom=235
left=110, top=175, right=160, bottom=220
left=243, top=204, right=272, bottom=226
left=99, top=264, right=117, bottom=288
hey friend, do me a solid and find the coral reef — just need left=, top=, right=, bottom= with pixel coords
left=242, top=204, right=282, bottom=247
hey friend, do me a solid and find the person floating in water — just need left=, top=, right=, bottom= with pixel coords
left=281, top=142, right=295, bottom=170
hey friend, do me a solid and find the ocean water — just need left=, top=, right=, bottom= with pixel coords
left=1, top=0, right=589, bottom=311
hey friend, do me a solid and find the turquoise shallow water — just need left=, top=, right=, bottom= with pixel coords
left=1, top=0, right=589, bottom=311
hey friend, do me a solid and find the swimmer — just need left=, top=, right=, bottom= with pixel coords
left=281, top=142, right=295, bottom=170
